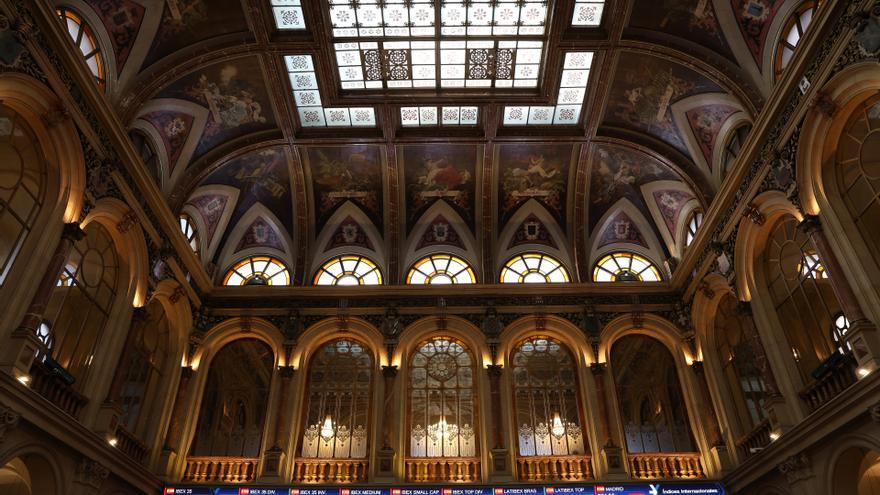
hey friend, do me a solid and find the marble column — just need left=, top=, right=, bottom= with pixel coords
left=800, top=215, right=880, bottom=372
left=376, top=365, right=397, bottom=478
left=486, top=364, right=510, bottom=477
left=1, top=223, right=84, bottom=381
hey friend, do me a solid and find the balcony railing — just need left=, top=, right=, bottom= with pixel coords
left=29, top=360, right=87, bottom=419
left=799, top=354, right=858, bottom=412
left=405, top=457, right=480, bottom=482
left=516, top=454, right=593, bottom=481
left=293, top=458, right=368, bottom=483
left=735, top=418, right=772, bottom=459
left=115, top=425, right=148, bottom=464
left=182, top=456, right=259, bottom=483
left=627, top=453, right=704, bottom=479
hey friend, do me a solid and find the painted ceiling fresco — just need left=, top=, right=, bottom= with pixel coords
left=604, top=52, right=723, bottom=159
left=401, top=144, right=480, bottom=234
left=65, top=0, right=826, bottom=282
left=628, top=0, right=735, bottom=60
left=156, top=57, right=275, bottom=162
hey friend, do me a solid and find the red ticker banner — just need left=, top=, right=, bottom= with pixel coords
left=164, top=483, right=725, bottom=495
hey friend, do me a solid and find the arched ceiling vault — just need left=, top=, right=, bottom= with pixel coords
left=65, top=0, right=806, bottom=284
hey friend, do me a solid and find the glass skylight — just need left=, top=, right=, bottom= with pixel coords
left=285, top=55, right=376, bottom=128
left=328, top=1, right=547, bottom=90
left=571, top=1, right=605, bottom=27
left=271, top=0, right=306, bottom=30
left=401, top=106, right=479, bottom=126
left=503, top=51, right=593, bottom=126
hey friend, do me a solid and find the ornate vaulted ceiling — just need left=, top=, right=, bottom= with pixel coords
left=70, top=0, right=805, bottom=285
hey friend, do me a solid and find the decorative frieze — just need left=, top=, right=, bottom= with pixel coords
left=0, top=403, right=21, bottom=445
left=75, top=457, right=109, bottom=490
left=778, top=453, right=813, bottom=485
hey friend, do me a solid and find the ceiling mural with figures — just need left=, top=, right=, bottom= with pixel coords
left=59, top=0, right=825, bottom=284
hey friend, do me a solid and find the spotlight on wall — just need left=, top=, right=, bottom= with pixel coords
left=16, top=375, right=30, bottom=386
left=857, top=367, right=872, bottom=379
left=108, top=437, right=118, bottom=447
left=769, top=431, right=780, bottom=442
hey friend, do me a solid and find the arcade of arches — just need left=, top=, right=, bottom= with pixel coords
left=0, top=1, right=879, bottom=494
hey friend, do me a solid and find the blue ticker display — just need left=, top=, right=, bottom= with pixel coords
left=163, top=483, right=724, bottom=495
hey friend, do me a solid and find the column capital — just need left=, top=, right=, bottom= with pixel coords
left=486, top=364, right=503, bottom=377
left=798, top=214, right=822, bottom=235
left=279, top=365, right=296, bottom=379
left=381, top=364, right=398, bottom=378
left=590, top=362, right=607, bottom=375
left=0, top=402, right=21, bottom=446
left=75, top=457, right=109, bottom=490
left=62, top=222, right=86, bottom=242
left=691, top=360, right=705, bottom=375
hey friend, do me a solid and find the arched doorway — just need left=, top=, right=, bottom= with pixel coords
left=833, top=446, right=880, bottom=495
left=0, top=454, right=58, bottom=495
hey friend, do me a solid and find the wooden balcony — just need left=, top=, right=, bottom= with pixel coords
left=115, top=425, right=148, bottom=464
left=405, top=457, right=480, bottom=482
left=516, top=454, right=593, bottom=481
left=627, top=453, right=704, bottom=479
left=29, top=360, right=87, bottom=419
left=182, top=456, right=259, bottom=483
left=799, top=354, right=857, bottom=412
left=735, top=418, right=772, bottom=459
left=293, top=458, right=368, bottom=483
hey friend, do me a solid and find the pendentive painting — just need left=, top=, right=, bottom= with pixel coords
left=497, top=143, right=576, bottom=226
left=604, top=53, right=721, bottom=156
left=303, top=145, right=384, bottom=232
left=401, top=144, right=479, bottom=233
left=628, top=0, right=733, bottom=59
left=158, top=57, right=275, bottom=161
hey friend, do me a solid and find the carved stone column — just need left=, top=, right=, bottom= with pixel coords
left=691, top=361, right=732, bottom=474
left=158, top=366, right=194, bottom=474
left=263, top=366, right=295, bottom=478
left=591, top=363, right=626, bottom=479
left=486, top=364, right=510, bottom=478
left=376, top=364, right=397, bottom=479
left=0, top=223, right=84, bottom=381
left=800, top=215, right=880, bottom=372
left=95, top=308, right=148, bottom=439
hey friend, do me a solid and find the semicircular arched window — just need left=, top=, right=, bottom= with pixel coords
left=407, top=254, right=476, bottom=285
left=179, top=214, right=199, bottom=255
left=500, top=253, right=570, bottom=284
left=223, top=256, right=290, bottom=286
left=685, top=210, right=703, bottom=248
left=57, top=7, right=106, bottom=88
left=314, top=255, right=382, bottom=286
left=512, top=337, right=588, bottom=460
left=300, top=339, right=373, bottom=461
left=775, top=1, right=820, bottom=76
left=721, top=124, right=751, bottom=176
left=593, top=252, right=662, bottom=282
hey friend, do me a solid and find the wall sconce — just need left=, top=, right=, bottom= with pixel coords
left=16, top=374, right=30, bottom=386
left=857, top=367, right=872, bottom=379
left=320, top=415, right=335, bottom=442
left=550, top=412, right=566, bottom=440
left=769, top=431, right=780, bottom=442
left=108, top=437, right=118, bottom=447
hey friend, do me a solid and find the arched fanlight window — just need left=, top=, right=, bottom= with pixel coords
left=314, top=255, right=382, bottom=286
left=500, top=253, right=570, bottom=284
left=763, top=215, right=840, bottom=381
left=832, top=313, right=851, bottom=355
left=56, top=7, right=106, bottom=88
left=179, top=214, right=199, bottom=255
left=593, top=252, right=661, bottom=282
left=223, top=256, right=290, bottom=286
left=129, top=130, right=161, bottom=186
left=685, top=211, right=703, bottom=247
left=45, top=222, right=119, bottom=385
left=0, top=104, right=47, bottom=285
left=512, top=337, right=586, bottom=458
left=300, top=339, right=373, bottom=460
left=775, top=1, right=820, bottom=76
left=407, top=254, right=476, bottom=285
left=721, top=124, right=751, bottom=176
left=35, top=321, right=53, bottom=362
left=408, top=337, right=478, bottom=458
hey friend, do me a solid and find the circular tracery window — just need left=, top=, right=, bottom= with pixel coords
left=836, top=94, right=880, bottom=256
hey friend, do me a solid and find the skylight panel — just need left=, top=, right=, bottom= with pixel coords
left=329, top=0, right=434, bottom=37
left=441, top=0, right=548, bottom=36
left=503, top=51, right=593, bottom=126
left=401, top=106, right=479, bottom=126
left=286, top=55, right=376, bottom=128
left=571, top=1, right=605, bottom=27
left=271, top=0, right=306, bottom=30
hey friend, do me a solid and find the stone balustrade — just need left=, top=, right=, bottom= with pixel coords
left=182, top=456, right=259, bottom=483
left=627, top=452, right=704, bottom=479
left=292, top=458, right=368, bottom=483
left=405, top=457, right=480, bottom=482
left=516, top=454, right=593, bottom=481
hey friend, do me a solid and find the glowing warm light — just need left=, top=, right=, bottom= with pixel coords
left=550, top=412, right=566, bottom=439
left=857, top=367, right=872, bottom=379
left=769, top=431, right=780, bottom=441
left=320, top=415, right=335, bottom=442
left=16, top=375, right=30, bottom=386
left=108, top=437, right=118, bottom=447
